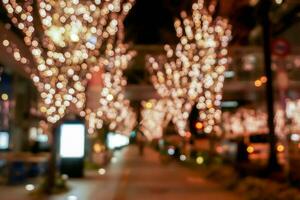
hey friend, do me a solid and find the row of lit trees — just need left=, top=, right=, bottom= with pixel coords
left=2, top=0, right=232, bottom=141
left=223, top=99, right=300, bottom=139
left=147, top=0, right=231, bottom=137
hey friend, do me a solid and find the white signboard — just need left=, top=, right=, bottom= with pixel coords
left=0, top=132, right=9, bottom=150
left=59, top=124, right=85, bottom=158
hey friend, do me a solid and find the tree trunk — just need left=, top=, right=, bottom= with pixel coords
left=208, top=133, right=217, bottom=164
left=45, top=124, right=58, bottom=194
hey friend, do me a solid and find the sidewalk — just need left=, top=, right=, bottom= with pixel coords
left=111, top=146, right=242, bottom=200
left=0, top=146, right=243, bottom=200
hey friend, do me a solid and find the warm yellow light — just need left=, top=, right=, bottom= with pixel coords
left=254, top=80, right=262, bottom=87
left=249, top=0, right=259, bottom=6
left=1, top=93, right=8, bottom=101
left=247, top=146, right=254, bottom=154
left=196, top=156, right=204, bottom=165
left=260, top=76, right=267, bottom=83
left=277, top=144, right=285, bottom=152
left=145, top=102, right=153, bottom=109
left=2, top=40, right=9, bottom=47
left=195, top=122, right=203, bottom=130
left=93, top=143, right=102, bottom=153
left=40, top=106, right=47, bottom=113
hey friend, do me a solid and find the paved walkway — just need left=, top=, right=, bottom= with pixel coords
left=0, top=146, right=243, bottom=200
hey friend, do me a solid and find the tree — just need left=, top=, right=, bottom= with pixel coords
left=1, top=0, right=135, bottom=123
left=147, top=0, right=231, bottom=138
left=86, top=47, right=137, bottom=136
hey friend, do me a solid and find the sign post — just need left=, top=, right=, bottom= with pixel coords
left=59, top=121, right=85, bottom=177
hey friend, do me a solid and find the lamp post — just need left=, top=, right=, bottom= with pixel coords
left=260, top=0, right=280, bottom=172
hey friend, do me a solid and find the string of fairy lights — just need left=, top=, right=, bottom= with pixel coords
left=85, top=47, right=137, bottom=136
left=286, top=99, right=300, bottom=133
left=222, top=108, right=269, bottom=137
left=1, top=0, right=136, bottom=128
left=222, top=106, right=290, bottom=139
left=147, top=0, right=231, bottom=137
left=222, top=100, right=300, bottom=139
left=140, top=99, right=173, bottom=140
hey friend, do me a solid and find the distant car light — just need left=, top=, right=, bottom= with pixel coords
left=67, top=195, right=78, bottom=200
left=291, top=134, right=300, bottom=142
left=247, top=146, right=254, bottom=154
left=98, top=168, right=106, bottom=175
left=277, top=144, right=285, bottom=152
left=167, top=148, right=175, bottom=156
left=195, top=122, right=203, bottom=130
left=93, top=143, right=103, bottom=153
left=25, top=184, right=35, bottom=191
left=196, top=156, right=204, bottom=165
left=180, top=155, right=186, bottom=161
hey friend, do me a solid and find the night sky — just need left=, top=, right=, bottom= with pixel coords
left=123, top=0, right=257, bottom=45
left=124, top=0, right=178, bottom=44
left=0, top=0, right=259, bottom=45
left=1, top=1, right=297, bottom=46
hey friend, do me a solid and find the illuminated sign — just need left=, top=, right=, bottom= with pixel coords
left=107, top=132, right=129, bottom=149
left=0, top=132, right=9, bottom=150
left=59, top=124, right=85, bottom=158
left=221, top=101, right=239, bottom=108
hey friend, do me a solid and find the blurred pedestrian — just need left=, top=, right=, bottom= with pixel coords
left=135, top=123, right=146, bottom=156
left=236, top=138, right=249, bottom=163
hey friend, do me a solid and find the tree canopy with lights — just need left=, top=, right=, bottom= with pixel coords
left=1, top=0, right=135, bottom=125
left=147, top=0, right=231, bottom=136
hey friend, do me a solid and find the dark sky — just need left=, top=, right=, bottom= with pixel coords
left=124, top=0, right=183, bottom=44
left=2, top=0, right=297, bottom=45
left=123, top=0, right=256, bottom=45
left=0, top=0, right=258, bottom=45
